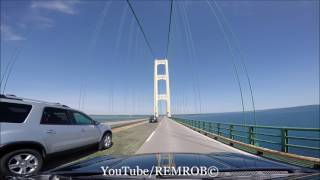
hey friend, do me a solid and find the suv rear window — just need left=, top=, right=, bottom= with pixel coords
left=0, top=102, right=32, bottom=123
left=41, top=107, right=71, bottom=125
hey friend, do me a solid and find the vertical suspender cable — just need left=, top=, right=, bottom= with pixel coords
left=2, top=47, right=23, bottom=94
left=78, top=0, right=112, bottom=110
left=111, top=4, right=129, bottom=114
left=165, top=0, right=173, bottom=59
left=0, top=48, right=20, bottom=90
left=78, top=83, right=83, bottom=109
left=181, top=2, right=203, bottom=114
left=126, top=0, right=155, bottom=59
left=171, top=7, right=184, bottom=115
left=124, top=18, right=136, bottom=115
left=131, top=28, right=140, bottom=115
left=179, top=4, right=198, bottom=113
left=172, top=2, right=196, bottom=115
left=213, top=0, right=256, bottom=125
left=206, top=0, right=247, bottom=124
left=1, top=30, right=33, bottom=94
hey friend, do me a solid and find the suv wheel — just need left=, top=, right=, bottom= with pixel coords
left=99, top=133, right=112, bottom=150
left=0, top=149, right=43, bottom=177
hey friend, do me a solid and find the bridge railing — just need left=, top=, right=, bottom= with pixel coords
left=172, top=118, right=320, bottom=155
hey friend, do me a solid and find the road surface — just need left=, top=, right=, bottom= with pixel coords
left=136, top=118, right=249, bottom=154
left=102, top=118, right=146, bottom=127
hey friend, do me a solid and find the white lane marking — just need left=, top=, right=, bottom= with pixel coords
left=146, top=131, right=156, bottom=142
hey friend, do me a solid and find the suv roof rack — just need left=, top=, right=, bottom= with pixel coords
left=0, top=94, right=70, bottom=108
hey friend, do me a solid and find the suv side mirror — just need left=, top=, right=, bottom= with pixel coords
left=93, top=121, right=100, bottom=125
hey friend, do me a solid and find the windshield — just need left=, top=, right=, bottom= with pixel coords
left=0, top=0, right=319, bottom=179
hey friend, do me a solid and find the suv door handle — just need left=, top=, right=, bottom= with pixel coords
left=81, top=128, right=86, bottom=132
left=46, top=129, right=56, bottom=134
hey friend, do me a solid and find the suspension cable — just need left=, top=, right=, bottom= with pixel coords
left=78, top=83, right=83, bottom=109
left=180, top=3, right=199, bottom=113
left=206, top=0, right=247, bottom=124
left=123, top=19, right=136, bottom=115
left=78, top=0, right=112, bottom=110
left=1, top=29, right=34, bottom=94
left=213, top=0, right=256, bottom=125
left=181, top=2, right=203, bottom=113
left=109, top=4, right=130, bottom=114
left=165, top=0, right=174, bottom=59
left=0, top=48, right=19, bottom=87
left=2, top=47, right=23, bottom=94
left=126, top=0, right=155, bottom=59
left=172, top=3, right=196, bottom=115
left=173, top=18, right=185, bottom=115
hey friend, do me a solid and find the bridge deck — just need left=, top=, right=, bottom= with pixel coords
left=136, top=118, right=251, bottom=155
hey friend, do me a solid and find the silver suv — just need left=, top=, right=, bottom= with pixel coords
left=0, top=95, right=112, bottom=177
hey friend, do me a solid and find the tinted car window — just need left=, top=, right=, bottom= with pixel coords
left=41, top=107, right=71, bottom=125
left=0, top=102, right=32, bottom=123
left=72, top=111, right=93, bottom=125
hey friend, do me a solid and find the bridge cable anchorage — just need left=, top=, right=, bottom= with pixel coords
left=126, top=0, right=155, bottom=59
left=206, top=0, right=247, bottom=124
left=165, top=0, right=174, bottom=59
left=212, top=0, right=256, bottom=125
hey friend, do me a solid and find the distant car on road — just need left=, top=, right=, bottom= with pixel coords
left=149, top=116, right=158, bottom=123
left=0, top=94, right=112, bottom=177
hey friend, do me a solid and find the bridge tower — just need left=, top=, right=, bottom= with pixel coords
left=154, top=59, right=171, bottom=117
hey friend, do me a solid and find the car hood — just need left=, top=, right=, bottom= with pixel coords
left=45, top=152, right=312, bottom=175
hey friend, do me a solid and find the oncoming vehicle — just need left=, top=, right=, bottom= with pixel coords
left=149, top=115, right=158, bottom=123
left=0, top=94, right=113, bottom=177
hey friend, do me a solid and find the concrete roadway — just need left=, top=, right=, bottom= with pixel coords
left=136, top=118, right=250, bottom=155
left=102, top=118, right=146, bottom=127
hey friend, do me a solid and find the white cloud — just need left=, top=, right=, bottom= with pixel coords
left=31, top=14, right=55, bottom=28
left=15, top=13, right=55, bottom=30
left=0, top=25, right=25, bottom=41
left=1, top=1, right=81, bottom=41
left=31, top=0, right=79, bottom=15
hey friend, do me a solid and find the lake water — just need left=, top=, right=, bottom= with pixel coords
left=175, top=105, right=320, bottom=158
left=90, top=115, right=149, bottom=122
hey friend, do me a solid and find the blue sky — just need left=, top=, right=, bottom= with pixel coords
left=1, top=0, right=319, bottom=115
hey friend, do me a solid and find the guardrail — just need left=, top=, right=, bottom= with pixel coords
left=172, top=117, right=320, bottom=169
